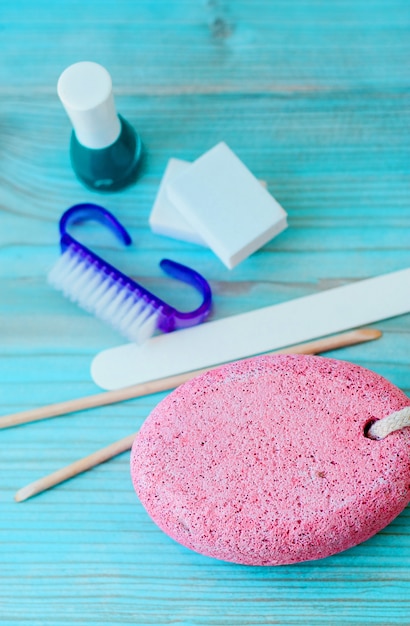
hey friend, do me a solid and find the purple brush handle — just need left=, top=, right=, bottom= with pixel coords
left=58, top=204, right=212, bottom=332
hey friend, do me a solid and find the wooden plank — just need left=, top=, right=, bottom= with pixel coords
left=0, top=0, right=409, bottom=624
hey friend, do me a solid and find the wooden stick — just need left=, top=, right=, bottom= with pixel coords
left=14, top=328, right=381, bottom=502
left=2, top=328, right=381, bottom=430
left=15, top=432, right=137, bottom=503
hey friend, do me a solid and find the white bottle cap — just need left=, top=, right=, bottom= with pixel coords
left=57, top=61, right=122, bottom=150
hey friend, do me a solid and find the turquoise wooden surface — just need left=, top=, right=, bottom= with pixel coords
left=1, top=1, right=410, bottom=623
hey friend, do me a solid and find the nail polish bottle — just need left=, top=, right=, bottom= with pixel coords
left=57, top=61, right=143, bottom=192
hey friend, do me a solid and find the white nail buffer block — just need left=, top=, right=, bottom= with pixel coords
left=91, top=267, right=410, bottom=390
left=149, top=159, right=208, bottom=246
left=166, top=142, right=288, bottom=269
left=149, top=158, right=269, bottom=247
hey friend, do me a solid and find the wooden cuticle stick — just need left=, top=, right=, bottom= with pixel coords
left=2, top=328, right=381, bottom=431
left=13, top=328, right=381, bottom=502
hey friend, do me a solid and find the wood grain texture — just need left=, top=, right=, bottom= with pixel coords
left=0, top=0, right=409, bottom=624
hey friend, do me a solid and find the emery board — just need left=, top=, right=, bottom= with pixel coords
left=91, top=267, right=410, bottom=390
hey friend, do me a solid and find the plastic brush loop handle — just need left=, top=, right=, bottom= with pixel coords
left=58, top=203, right=213, bottom=332
left=159, top=259, right=212, bottom=329
left=59, top=203, right=132, bottom=248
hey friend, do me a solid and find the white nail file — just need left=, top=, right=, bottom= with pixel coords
left=91, top=268, right=410, bottom=390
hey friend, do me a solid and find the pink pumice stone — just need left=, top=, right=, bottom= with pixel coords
left=130, top=355, right=410, bottom=565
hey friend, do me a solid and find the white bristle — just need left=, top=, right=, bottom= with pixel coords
left=69, top=263, right=99, bottom=294
left=128, top=308, right=159, bottom=344
left=101, top=288, right=130, bottom=321
left=61, top=259, right=89, bottom=298
left=47, top=247, right=161, bottom=343
left=82, top=275, right=111, bottom=311
left=48, top=249, right=78, bottom=286
left=77, top=272, right=106, bottom=311
left=117, top=298, right=146, bottom=331
left=108, top=291, right=137, bottom=325
left=93, top=282, right=119, bottom=316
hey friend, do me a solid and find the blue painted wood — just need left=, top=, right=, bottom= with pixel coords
left=1, top=1, right=409, bottom=624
